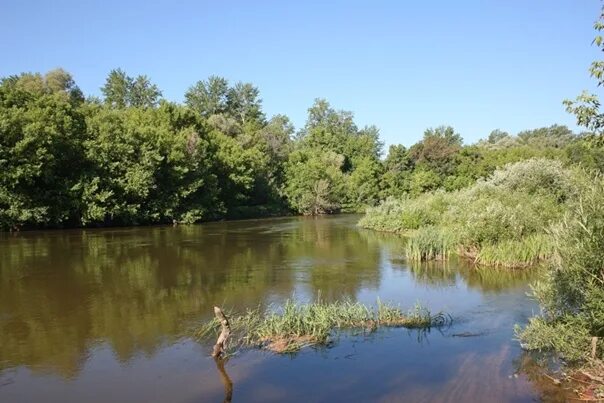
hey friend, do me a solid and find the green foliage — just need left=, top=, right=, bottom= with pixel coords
left=0, top=72, right=86, bottom=229
left=361, top=159, right=585, bottom=267
left=101, top=68, right=162, bottom=109
left=283, top=99, right=383, bottom=214
left=518, top=179, right=604, bottom=361
left=78, top=102, right=220, bottom=225
left=185, top=75, right=229, bottom=118
left=185, top=76, right=265, bottom=125
left=284, top=149, right=346, bottom=215
left=409, top=126, right=462, bottom=178
left=563, top=5, right=604, bottom=145
left=0, top=69, right=295, bottom=229
left=519, top=6, right=604, bottom=362
left=516, top=318, right=593, bottom=362
left=380, top=144, right=412, bottom=198
left=358, top=193, right=450, bottom=233
left=409, top=168, right=441, bottom=195
left=1, top=67, right=602, bottom=230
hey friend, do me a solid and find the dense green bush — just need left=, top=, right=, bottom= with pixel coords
left=358, top=192, right=450, bottom=233
left=445, top=190, right=561, bottom=247
left=360, top=158, right=586, bottom=267
left=517, top=178, right=604, bottom=361
left=0, top=71, right=86, bottom=229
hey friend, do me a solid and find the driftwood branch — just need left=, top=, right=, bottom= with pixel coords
left=212, top=307, right=231, bottom=358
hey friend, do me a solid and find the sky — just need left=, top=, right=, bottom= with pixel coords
left=1, top=0, right=602, bottom=147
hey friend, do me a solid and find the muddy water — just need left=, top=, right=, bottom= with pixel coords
left=0, top=215, right=562, bottom=402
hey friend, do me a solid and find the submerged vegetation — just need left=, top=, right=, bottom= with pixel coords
left=196, top=299, right=450, bottom=353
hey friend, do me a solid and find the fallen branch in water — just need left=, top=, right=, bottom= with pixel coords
left=197, top=299, right=451, bottom=354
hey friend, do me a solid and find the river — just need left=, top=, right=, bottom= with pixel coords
left=0, top=214, right=564, bottom=402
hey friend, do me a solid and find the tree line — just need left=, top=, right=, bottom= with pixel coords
left=1, top=68, right=602, bottom=230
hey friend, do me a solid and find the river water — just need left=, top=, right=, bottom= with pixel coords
left=0, top=215, right=564, bottom=402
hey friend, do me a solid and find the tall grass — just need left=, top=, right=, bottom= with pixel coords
left=196, top=299, right=450, bottom=354
left=475, top=233, right=554, bottom=268
left=359, top=159, right=589, bottom=268
left=405, top=226, right=455, bottom=261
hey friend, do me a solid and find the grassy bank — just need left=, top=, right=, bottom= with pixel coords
left=359, top=159, right=588, bottom=268
left=196, top=299, right=450, bottom=353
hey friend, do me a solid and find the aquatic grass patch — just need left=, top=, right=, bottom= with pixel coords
left=196, top=299, right=450, bottom=354
left=405, top=226, right=455, bottom=261
left=474, top=233, right=554, bottom=268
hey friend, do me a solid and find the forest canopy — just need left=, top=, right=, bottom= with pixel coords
left=0, top=68, right=602, bottom=230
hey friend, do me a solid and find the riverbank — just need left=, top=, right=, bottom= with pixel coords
left=358, top=158, right=588, bottom=268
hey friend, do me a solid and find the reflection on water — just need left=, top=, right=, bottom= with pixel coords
left=0, top=215, right=556, bottom=402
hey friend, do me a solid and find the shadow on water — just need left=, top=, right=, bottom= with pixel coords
left=0, top=214, right=556, bottom=402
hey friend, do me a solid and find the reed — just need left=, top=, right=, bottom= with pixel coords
left=474, top=233, right=554, bottom=268
left=405, top=226, right=455, bottom=261
left=197, top=299, right=450, bottom=353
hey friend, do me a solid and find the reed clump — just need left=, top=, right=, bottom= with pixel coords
left=404, top=226, right=455, bottom=261
left=196, top=299, right=450, bottom=353
left=474, top=233, right=554, bottom=268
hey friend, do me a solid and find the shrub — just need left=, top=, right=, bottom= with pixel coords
left=517, top=178, right=604, bottom=361
left=360, top=158, right=588, bottom=267
left=445, top=190, right=562, bottom=247
left=359, top=192, right=451, bottom=233
left=479, top=158, right=582, bottom=202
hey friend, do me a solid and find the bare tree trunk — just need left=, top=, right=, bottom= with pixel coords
left=212, top=307, right=231, bottom=358
left=592, top=336, right=598, bottom=360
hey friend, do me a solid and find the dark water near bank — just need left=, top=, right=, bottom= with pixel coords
left=0, top=215, right=564, bottom=402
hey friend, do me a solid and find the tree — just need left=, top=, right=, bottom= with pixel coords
left=101, top=69, right=162, bottom=109
left=289, top=99, right=384, bottom=213
left=409, top=126, right=463, bottom=178
left=346, top=156, right=383, bottom=208
left=284, top=149, right=346, bottom=215
left=564, top=5, right=604, bottom=144
left=185, top=76, right=229, bottom=118
left=101, top=68, right=132, bottom=108
left=517, top=125, right=575, bottom=148
left=129, top=75, right=162, bottom=108
left=409, top=169, right=441, bottom=195
left=226, top=82, right=265, bottom=125
left=0, top=72, right=86, bottom=229
left=79, top=102, right=219, bottom=225
left=380, top=144, right=413, bottom=198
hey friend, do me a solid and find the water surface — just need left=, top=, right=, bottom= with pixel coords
left=0, top=215, right=562, bottom=402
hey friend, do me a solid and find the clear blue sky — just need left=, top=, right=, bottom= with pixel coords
left=1, top=0, right=601, bottom=147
